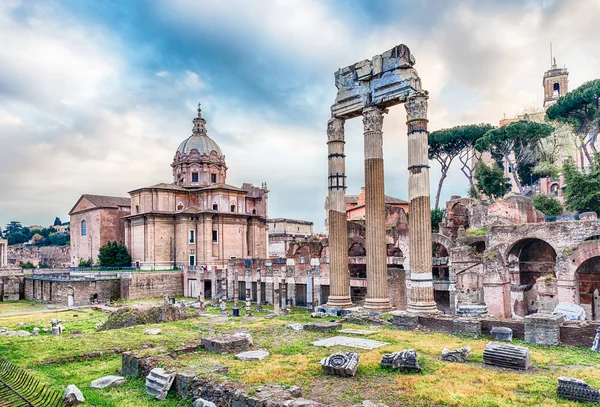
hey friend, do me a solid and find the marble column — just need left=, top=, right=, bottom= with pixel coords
left=406, top=93, right=437, bottom=313
left=273, top=268, right=280, bottom=316
left=198, top=266, right=205, bottom=312
left=280, top=266, right=287, bottom=311
left=245, top=268, right=252, bottom=317
left=232, top=267, right=240, bottom=316
left=326, top=117, right=353, bottom=308
left=363, top=107, right=391, bottom=312
left=255, top=268, right=263, bottom=312
left=220, top=268, right=227, bottom=315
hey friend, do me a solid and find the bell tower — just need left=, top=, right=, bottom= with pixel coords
left=543, top=47, right=568, bottom=109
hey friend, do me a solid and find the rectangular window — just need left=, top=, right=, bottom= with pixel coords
left=211, top=173, right=217, bottom=183
left=81, top=220, right=87, bottom=236
left=192, top=172, right=199, bottom=183
left=212, top=230, right=218, bottom=243
left=189, top=230, right=195, bottom=244
left=189, top=255, right=195, bottom=266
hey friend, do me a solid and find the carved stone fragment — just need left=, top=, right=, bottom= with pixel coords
left=440, top=346, right=471, bottom=363
left=557, top=376, right=600, bottom=403
left=320, top=352, right=360, bottom=377
left=591, top=327, right=600, bottom=352
left=483, top=342, right=531, bottom=370
left=380, top=350, right=421, bottom=372
left=490, top=327, right=513, bottom=342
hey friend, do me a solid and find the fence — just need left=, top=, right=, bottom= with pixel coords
left=0, top=358, right=63, bottom=407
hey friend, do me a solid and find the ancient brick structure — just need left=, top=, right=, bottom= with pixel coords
left=24, top=274, right=120, bottom=306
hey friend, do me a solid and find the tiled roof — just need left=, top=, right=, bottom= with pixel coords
left=345, top=195, right=359, bottom=204
left=385, top=195, right=408, bottom=204
left=83, top=194, right=131, bottom=208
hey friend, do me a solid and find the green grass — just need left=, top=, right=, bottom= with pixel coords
left=0, top=300, right=53, bottom=315
left=2, top=301, right=600, bottom=406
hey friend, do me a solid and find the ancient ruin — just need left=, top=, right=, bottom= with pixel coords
left=328, top=44, right=435, bottom=312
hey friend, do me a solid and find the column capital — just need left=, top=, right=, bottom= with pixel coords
left=362, top=106, right=386, bottom=133
left=405, top=92, right=429, bottom=122
left=327, top=117, right=345, bottom=142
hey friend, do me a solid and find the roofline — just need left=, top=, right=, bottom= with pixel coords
left=268, top=218, right=314, bottom=225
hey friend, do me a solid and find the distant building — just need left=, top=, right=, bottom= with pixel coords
left=69, top=194, right=131, bottom=265
left=268, top=218, right=314, bottom=258
left=0, top=237, right=7, bottom=267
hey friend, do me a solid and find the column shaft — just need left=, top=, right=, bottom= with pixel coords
left=326, top=117, right=353, bottom=308
left=406, top=93, right=437, bottom=313
left=363, top=107, right=391, bottom=311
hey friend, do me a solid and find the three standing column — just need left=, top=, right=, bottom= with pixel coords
left=326, top=117, right=353, bottom=308
left=406, top=93, right=437, bottom=313
left=362, top=107, right=391, bottom=312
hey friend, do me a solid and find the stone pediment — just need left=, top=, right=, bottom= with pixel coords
left=332, top=44, right=422, bottom=119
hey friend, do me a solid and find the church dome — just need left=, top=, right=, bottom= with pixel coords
left=177, top=134, right=223, bottom=157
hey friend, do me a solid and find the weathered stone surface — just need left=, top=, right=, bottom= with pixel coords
left=313, top=336, right=388, bottom=350
left=554, top=302, right=586, bottom=321
left=101, top=304, right=187, bottom=330
left=390, top=311, right=419, bottom=331
left=341, top=311, right=390, bottom=326
left=490, top=327, right=513, bottom=342
left=351, top=401, right=389, bottom=407
left=339, top=328, right=375, bottom=335
left=483, top=342, right=531, bottom=370
left=144, top=328, right=161, bottom=335
left=456, top=304, right=488, bottom=318
left=121, top=352, right=141, bottom=377
left=380, top=350, right=421, bottom=372
left=235, top=350, right=269, bottom=361
left=1, top=330, right=31, bottom=336
left=524, top=313, right=563, bottom=346
left=283, top=398, right=326, bottom=407
left=453, top=319, right=481, bottom=336
left=303, top=322, right=341, bottom=332
left=591, top=327, right=600, bottom=352
left=63, top=384, right=85, bottom=405
left=201, top=334, right=251, bottom=353
left=193, top=398, right=218, bottom=407
left=32, top=327, right=40, bottom=335
left=580, top=212, right=598, bottom=221
left=320, top=352, right=359, bottom=377
left=288, top=323, right=303, bottom=331
left=557, top=376, right=600, bottom=403
left=310, top=311, right=327, bottom=318
left=441, top=346, right=470, bottom=363
left=145, top=368, right=175, bottom=400
left=233, top=332, right=253, bottom=346
left=90, top=375, right=125, bottom=389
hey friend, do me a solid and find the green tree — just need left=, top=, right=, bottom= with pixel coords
left=474, top=161, right=511, bottom=200
left=53, top=217, right=62, bottom=226
left=430, top=208, right=446, bottom=233
left=546, top=79, right=600, bottom=165
left=562, top=155, right=600, bottom=213
left=475, top=120, right=554, bottom=194
left=97, top=241, right=131, bottom=268
left=19, top=261, right=35, bottom=269
left=78, top=258, right=93, bottom=267
left=428, top=124, right=492, bottom=209
left=533, top=195, right=563, bottom=216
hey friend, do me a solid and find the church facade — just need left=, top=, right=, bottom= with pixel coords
left=124, top=106, right=269, bottom=270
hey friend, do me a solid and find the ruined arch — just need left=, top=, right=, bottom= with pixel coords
left=505, top=238, right=557, bottom=284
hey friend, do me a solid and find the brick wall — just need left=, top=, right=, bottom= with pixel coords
left=560, top=322, right=600, bottom=347
left=480, top=319, right=525, bottom=339
left=123, top=272, right=183, bottom=300
left=24, top=278, right=120, bottom=306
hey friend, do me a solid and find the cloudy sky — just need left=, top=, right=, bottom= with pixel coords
left=1, top=0, right=599, bottom=231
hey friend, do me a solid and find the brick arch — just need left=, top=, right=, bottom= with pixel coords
left=571, top=241, right=600, bottom=271
left=504, top=237, right=557, bottom=264
left=432, top=233, right=454, bottom=251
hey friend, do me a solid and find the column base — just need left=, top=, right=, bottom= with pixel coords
left=364, top=297, right=392, bottom=312
left=326, top=295, right=353, bottom=309
left=407, top=301, right=439, bottom=314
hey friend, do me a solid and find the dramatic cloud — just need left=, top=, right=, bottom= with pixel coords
left=1, top=0, right=599, bottom=231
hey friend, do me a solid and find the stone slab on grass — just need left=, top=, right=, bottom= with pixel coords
left=235, top=350, right=269, bottom=361
left=90, top=375, right=125, bottom=389
left=201, top=333, right=252, bottom=353
left=303, top=322, right=341, bottom=332
left=313, top=336, right=388, bottom=350
left=339, top=328, right=375, bottom=336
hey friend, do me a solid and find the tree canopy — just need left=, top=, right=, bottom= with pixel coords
left=546, top=79, right=600, bottom=164
left=473, top=161, right=511, bottom=200
left=98, top=241, right=132, bottom=268
left=475, top=120, right=554, bottom=194
left=533, top=194, right=563, bottom=216
left=54, top=217, right=62, bottom=226
left=428, top=124, right=492, bottom=208
left=562, top=154, right=600, bottom=214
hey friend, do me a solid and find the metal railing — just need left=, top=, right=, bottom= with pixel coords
left=0, top=358, right=64, bottom=406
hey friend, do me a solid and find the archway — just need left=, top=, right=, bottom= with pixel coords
left=449, top=202, right=469, bottom=238
left=507, top=238, right=557, bottom=316
left=577, top=256, right=600, bottom=320
left=432, top=240, right=451, bottom=313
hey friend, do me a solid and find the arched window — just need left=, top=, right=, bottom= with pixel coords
left=177, top=202, right=184, bottom=211
left=553, top=82, right=560, bottom=97
left=231, top=204, right=236, bottom=213
left=213, top=203, right=218, bottom=211
left=81, top=220, right=87, bottom=236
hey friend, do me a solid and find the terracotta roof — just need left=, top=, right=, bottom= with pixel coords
left=198, top=183, right=246, bottom=192
left=385, top=195, right=408, bottom=204
left=82, top=194, right=131, bottom=208
left=345, top=195, right=359, bottom=204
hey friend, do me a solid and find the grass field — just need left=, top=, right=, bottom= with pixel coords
left=1, top=300, right=599, bottom=406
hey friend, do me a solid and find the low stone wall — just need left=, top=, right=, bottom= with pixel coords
left=122, top=272, right=183, bottom=300
left=396, top=314, right=600, bottom=348
left=121, top=351, right=323, bottom=407
left=24, top=277, right=120, bottom=306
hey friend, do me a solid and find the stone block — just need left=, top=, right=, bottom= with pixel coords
left=339, top=328, right=375, bottom=335
left=90, top=375, right=125, bottom=389
left=557, top=376, right=600, bottom=403
left=553, top=302, right=585, bottom=321
left=320, top=352, right=359, bottom=377
left=201, top=334, right=252, bottom=353
left=441, top=346, right=470, bottom=363
left=524, top=313, right=563, bottom=346
left=453, top=319, right=481, bottom=336
left=145, top=368, right=175, bottom=400
left=303, top=322, right=341, bottom=332
left=380, top=350, right=421, bottom=372
left=490, top=327, right=513, bottom=342
left=144, top=328, right=161, bottom=335
left=63, top=384, right=85, bottom=406
left=483, top=342, right=531, bottom=370
left=120, top=352, right=140, bottom=377
left=288, top=323, right=303, bottom=331
left=580, top=212, right=598, bottom=221
left=390, top=311, right=418, bottom=331
left=456, top=304, right=488, bottom=318
left=235, top=350, right=269, bottom=361
left=312, top=336, right=388, bottom=350
left=194, top=398, right=218, bottom=407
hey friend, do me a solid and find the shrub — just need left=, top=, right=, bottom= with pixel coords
left=533, top=194, right=563, bottom=216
